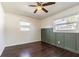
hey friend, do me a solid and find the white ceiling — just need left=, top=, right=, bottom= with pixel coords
left=2, top=2, right=79, bottom=20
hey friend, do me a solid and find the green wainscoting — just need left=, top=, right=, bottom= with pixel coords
left=64, top=33, right=76, bottom=51
left=55, top=33, right=64, bottom=48
left=41, top=29, right=45, bottom=42
left=76, top=33, right=79, bottom=52
left=41, top=28, right=79, bottom=54
left=41, top=29, right=47, bottom=43
left=45, top=28, right=51, bottom=44
left=41, top=28, right=56, bottom=45
left=49, top=28, right=56, bottom=45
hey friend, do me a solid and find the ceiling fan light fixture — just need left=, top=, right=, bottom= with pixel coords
left=37, top=6, right=42, bottom=11
left=29, top=2, right=56, bottom=13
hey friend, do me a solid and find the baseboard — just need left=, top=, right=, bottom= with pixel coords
left=5, top=40, right=41, bottom=48
left=0, top=46, right=5, bottom=56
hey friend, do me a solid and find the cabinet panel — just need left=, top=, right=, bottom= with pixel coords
left=64, top=33, right=76, bottom=51
left=55, top=33, right=64, bottom=47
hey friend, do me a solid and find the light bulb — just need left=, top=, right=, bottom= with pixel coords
left=37, top=6, right=42, bottom=11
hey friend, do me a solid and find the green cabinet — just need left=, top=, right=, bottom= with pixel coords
left=55, top=33, right=64, bottom=48
left=64, top=33, right=76, bottom=51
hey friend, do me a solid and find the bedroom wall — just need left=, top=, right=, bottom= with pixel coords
left=0, top=3, right=5, bottom=56
left=5, top=12, right=41, bottom=47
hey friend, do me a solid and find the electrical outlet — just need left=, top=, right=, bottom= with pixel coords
left=58, top=41, right=60, bottom=44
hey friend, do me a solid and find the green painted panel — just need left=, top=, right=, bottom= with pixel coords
left=41, top=28, right=49, bottom=43
left=41, top=28, right=48, bottom=42
left=46, top=28, right=51, bottom=43
left=41, top=28, right=78, bottom=53
left=45, top=28, right=51, bottom=43
left=76, top=33, right=79, bottom=52
left=45, top=28, right=56, bottom=45
left=44, top=29, right=48, bottom=43
left=46, top=28, right=50, bottom=43
left=41, top=28, right=56, bottom=45
left=64, top=33, right=76, bottom=51
left=49, top=28, right=56, bottom=45
left=41, top=29, right=45, bottom=42
left=55, top=33, right=64, bottom=47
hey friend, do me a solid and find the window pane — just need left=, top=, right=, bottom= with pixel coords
left=19, top=21, right=31, bottom=31
left=54, top=19, right=66, bottom=25
left=54, top=23, right=77, bottom=31
left=66, top=15, right=78, bottom=23
left=20, top=27, right=30, bottom=31
left=20, top=21, right=31, bottom=26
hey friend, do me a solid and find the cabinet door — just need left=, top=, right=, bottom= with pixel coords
left=55, top=33, right=65, bottom=48
left=64, top=33, right=76, bottom=51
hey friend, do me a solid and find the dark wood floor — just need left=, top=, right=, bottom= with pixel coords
left=1, top=41, right=79, bottom=57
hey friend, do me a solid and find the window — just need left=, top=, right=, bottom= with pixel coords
left=20, top=21, right=30, bottom=26
left=20, top=21, right=31, bottom=31
left=54, top=23, right=77, bottom=30
left=54, top=14, right=78, bottom=31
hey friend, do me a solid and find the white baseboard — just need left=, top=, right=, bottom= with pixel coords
left=0, top=46, right=5, bottom=56
left=6, top=40, right=41, bottom=47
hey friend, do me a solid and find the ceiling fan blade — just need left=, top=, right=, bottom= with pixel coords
left=42, top=8, right=48, bottom=13
left=37, top=2, right=41, bottom=6
left=29, top=5, right=36, bottom=7
left=34, top=9, right=38, bottom=13
left=43, top=2, right=56, bottom=6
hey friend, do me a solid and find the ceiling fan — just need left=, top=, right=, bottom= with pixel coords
left=29, top=2, right=56, bottom=13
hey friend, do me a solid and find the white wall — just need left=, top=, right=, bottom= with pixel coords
left=0, top=3, right=5, bottom=56
left=5, top=13, right=41, bottom=47
left=41, top=5, right=79, bottom=30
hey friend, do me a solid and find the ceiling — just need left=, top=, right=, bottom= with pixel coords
left=2, top=2, right=79, bottom=20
